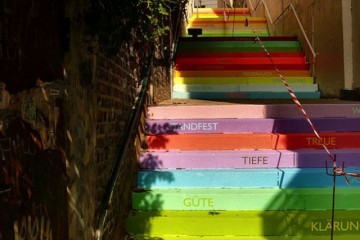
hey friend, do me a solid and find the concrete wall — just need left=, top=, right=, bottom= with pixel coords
left=258, top=0, right=345, bottom=97
left=353, top=0, right=360, bottom=89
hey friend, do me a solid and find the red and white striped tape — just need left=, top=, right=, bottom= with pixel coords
left=246, top=19, right=360, bottom=182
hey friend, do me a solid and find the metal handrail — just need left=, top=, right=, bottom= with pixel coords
left=94, top=44, right=155, bottom=240
left=94, top=1, right=187, bottom=237
left=272, top=4, right=316, bottom=59
left=242, top=0, right=316, bottom=75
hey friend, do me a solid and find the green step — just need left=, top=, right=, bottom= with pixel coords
left=132, top=188, right=360, bottom=211
left=127, top=210, right=360, bottom=236
left=178, top=41, right=300, bottom=52
left=178, top=41, right=300, bottom=48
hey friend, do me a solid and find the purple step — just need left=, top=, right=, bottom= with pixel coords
left=146, top=118, right=360, bottom=134
left=139, top=149, right=360, bottom=169
left=148, top=103, right=360, bottom=119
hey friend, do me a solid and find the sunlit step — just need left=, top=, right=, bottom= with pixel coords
left=173, top=84, right=318, bottom=92
left=147, top=132, right=360, bottom=150
left=171, top=91, right=319, bottom=99
left=137, top=168, right=360, bottom=189
left=188, top=17, right=266, bottom=23
left=185, top=32, right=270, bottom=37
left=139, top=149, right=360, bottom=168
left=126, top=210, right=360, bottom=236
left=173, top=77, right=314, bottom=85
left=174, top=70, right=311, bottom=77
left=147, top=103, right=360, bottom=119
left=129, top=235, right=360, bottom=240
left=132, top=188, right=360, bottom=211
left=191, top=8, right=251, bottom=15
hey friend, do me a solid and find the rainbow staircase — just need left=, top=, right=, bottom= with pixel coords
left=126, top=7, right=360, bottom=240
left=173, top=7, right=320, bottom=100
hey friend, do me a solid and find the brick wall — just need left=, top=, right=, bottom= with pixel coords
left=1, top=1, right=174, bottom=239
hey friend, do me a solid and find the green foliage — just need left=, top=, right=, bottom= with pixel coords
left=84, top=0, right=179, bottom=57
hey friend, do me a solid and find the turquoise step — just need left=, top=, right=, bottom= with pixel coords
left=137, top=169, right=359, bottom=189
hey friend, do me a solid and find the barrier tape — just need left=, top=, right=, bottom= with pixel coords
left=246, top=18, right=360, bottom=183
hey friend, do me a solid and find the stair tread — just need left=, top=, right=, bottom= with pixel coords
left=127, top=210, right=360, bottom=236
left=128, top=235, right=359, bottom=240
left=132, top=188, right=360, bottom=211
left=140, top=149, right=360, bottom=168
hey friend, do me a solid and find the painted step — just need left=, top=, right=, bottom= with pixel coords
left=178, top=36, right=299, bottom=42
left=174, top=70, right=311, bottom=77
left=190, top=14, right=251, bottom=19
left=132, top=188, right=360, bottom=211
left=185, top=31, right=270, bottom=37
left=137, top=168, right=360, bottom=189
left=172, top=91, right=320, bottom=99
left=147, top=132, right=360, bottom=150
left=176, top=52, right=305, bottom=58
left=173, top=77, right=313, bottom=85
left=145, top=118, right=360, bottom=134
left=139, top=149, right=360, bottom=169
left=176, top=57, right=306, bottom=66
left=190, top=8, right=251, bottom=18
left=172, top=84, right=318, bottom=92
left=128, top=235, right=360, bottom=240
left=147, top=104, right=360, bottom=119
left=188, top=17, right=267, bottom=24
left=126, top=210, right=360, bottom=236
left=191, top=8, right=250, bottom=15
left=177, top=41, right=300, bottom=52
left=175, top=63, right=308, bottom=71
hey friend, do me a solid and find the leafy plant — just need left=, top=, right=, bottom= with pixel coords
left=84, top=0, right=180, bottom=57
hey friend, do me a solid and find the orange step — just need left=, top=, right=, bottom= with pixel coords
left=147, top=132, right=360, bottom=150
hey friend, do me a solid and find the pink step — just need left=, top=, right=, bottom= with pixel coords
left=140, top=149, right=360, bottom=169
left=148, top=104, right=360, bottom=119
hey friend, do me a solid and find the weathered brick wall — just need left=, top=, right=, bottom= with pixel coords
left=64, top=2, right=152, bottom=239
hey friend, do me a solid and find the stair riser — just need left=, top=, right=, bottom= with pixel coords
left=148, top=104, right=360, bottom=119
left=129, top=235, right=360, bottom=240
left=140, top=150, right=360, bottom=169
left=179, top=36, right=299, bottom=42
left=146, top=118, right=360, bottom=134
left=173, top=77, right=314, bottom=84
left=176, top=52, right=305, bottom=58
left=132, top=188, right=360, bottom=211
left=174, top=70, right=311, bottom=77
left=137, top=168, right=360, bottom=189
left=127, top=210, right=360, bottom=236
left=178, top=41, right=300, bottom=48
left=186, top=32, right=270, bottom=37
left=173, top=84, right=317, bottom=92
left=172, top=91, right=320, bottom=99
left=147, top=132, right=360, bottom=150
left=175, top=64, right=309, bottom=71
left=193, top=8, right=250, bottom=13
left=176, top=58, right=306, bottom=66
